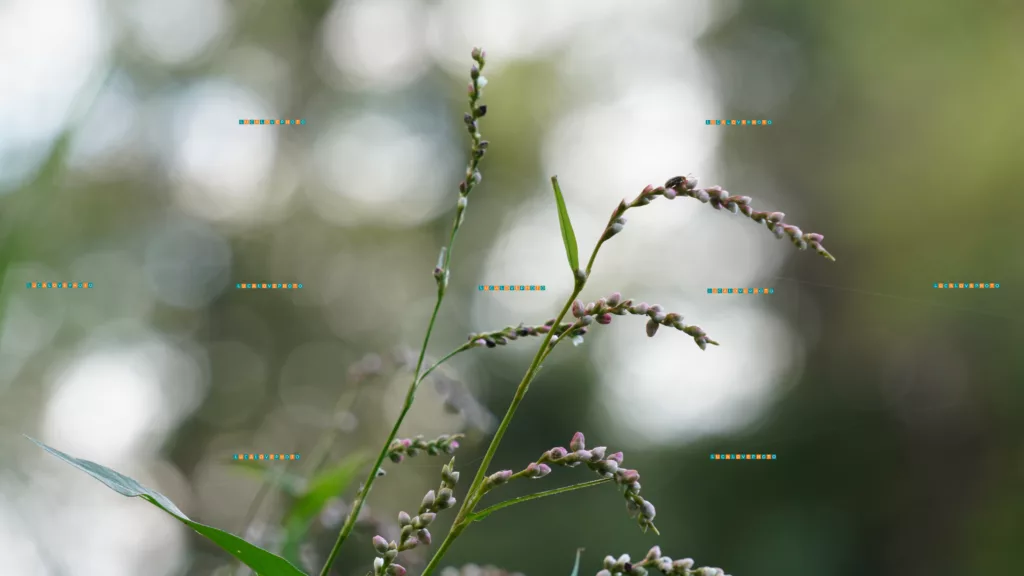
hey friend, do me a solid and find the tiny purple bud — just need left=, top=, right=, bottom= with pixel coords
left=783, top=225, right=803, bottom=238
left=388, top=564, right=407, bottom=576
left=805, top=232, right=824, bottom=243
left=569, top=432, right=586, bottom=451
left=547, top=447, right=568, bottom=460
left=631, top=302, right=649, bottom=315
left=590, top=446, right=607, bottom=461
left=641, top=184, right=654, bottom=195
left=608, top=451, right=624, bottom=464
left=574, top=449, right=593, bottom=462
left=646, top=319, right=660, bottom=337
left=768, top=212, right=785, bottom=223
left=571, top=299, right=585, bottom=318
left=372, top=535, right=389, bottom=554
left=663, top=188, right=678, bottom=200
left=596, top=313, right=613, bottom=325
left=618, top=469, right=640, bottom=484
left=695, top=189, right=710, bottom=203
left=397, top=511, right=411, bottom=526
left=607, top=292, right=621, bottom=307
left=467, top=82, right=475, bottom=95
left=416, top=528, right=431, bottom=545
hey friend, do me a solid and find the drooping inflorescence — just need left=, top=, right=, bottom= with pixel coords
left=371, top=458, right=460, bottom=576
left=386, top=434, right=464, bottom=463
left=597, top=546, right=731, bottom=576
left=599, top=175, right=835, bottom=262
left=486, top=432, right=658, bottom=534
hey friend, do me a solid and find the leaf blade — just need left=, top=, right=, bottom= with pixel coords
left=27, top=436, right=307, bottom=576
left=280, top=452, right=370, bottom=563
left=550, top=176, right=580, bottom=272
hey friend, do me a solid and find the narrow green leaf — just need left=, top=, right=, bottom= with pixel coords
left=280, top=453, right=370, bottom=563
left=27, top=437, right=307, bottom=576
left=550, top=176, right=580, bottom=272
left=569, top=548, right=584, bottom=576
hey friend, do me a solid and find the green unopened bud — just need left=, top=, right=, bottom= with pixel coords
left=420, top=490, right=435, bottom=510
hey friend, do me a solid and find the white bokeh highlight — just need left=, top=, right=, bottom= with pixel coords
left=125, top=0, right=233, bottom=65
left=321, top=0, right=431, bottom=91
left=170, top=81, right=278, bottom=222
left=0, top=0, right=107, bottom=191
left=595, top=305, right=804, bottom=445
left=311, top=113, right=453, bottom=226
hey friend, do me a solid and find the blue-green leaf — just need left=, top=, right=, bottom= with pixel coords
left=550, top=176, right=580, bottom=272
left=569, top=548, right=584, bottom=576
left=280, top=453, right=369, bottom=563
left=27, top=436, right=307, bottom=576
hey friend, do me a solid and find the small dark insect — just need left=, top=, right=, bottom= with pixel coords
left=664, top=175, right=685, bottom=189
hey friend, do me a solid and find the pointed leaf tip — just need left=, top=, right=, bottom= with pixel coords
left=550, top=176, right=580, bottom=273
left=26, top=436, right=307, bottom=576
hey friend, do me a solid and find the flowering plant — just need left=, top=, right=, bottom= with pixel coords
left=28, top=47, right=833, bottom=576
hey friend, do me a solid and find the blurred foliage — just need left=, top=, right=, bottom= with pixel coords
left=2, top=0, right=1022, bottom=575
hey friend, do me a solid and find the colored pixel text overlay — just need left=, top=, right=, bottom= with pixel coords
left=479, top=285, right=546, bottom=291
left=710, top=454, right=777, bottom=460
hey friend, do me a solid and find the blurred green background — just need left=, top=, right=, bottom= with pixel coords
left=1, top=0, right=1021, bottom=575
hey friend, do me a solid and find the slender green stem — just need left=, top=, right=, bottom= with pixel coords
left=457, top=288, right=581, bottom=519
left=468, top=478, right=611, bottom=522
left=416, top=341, right=473, bottom=387
left=420, top=217, right=620, bottom=575
left=320, top=57, right=488, bottom=573
left=419, top=520, right=470, bottom=576
left=318, top=297, right=444, bottom=576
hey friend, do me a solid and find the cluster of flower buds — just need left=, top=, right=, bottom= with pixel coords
left=371, top=458, right=460, bottom=576
left=467, top=319, right=579, bottom=349
left=597, top=547, right=730, bottom=576
left=600, top=175, right=835, bottom=262
left=459, top=47, right=489, bottom=201
left=386, top=434, right=463, bottom=463
left=562, top=292, right=718, bottom=351
left=439, top=565, right=525, bottom=576
left=516, top=432, right=658, bottom=533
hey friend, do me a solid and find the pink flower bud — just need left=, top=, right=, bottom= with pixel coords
left=372, top=535, right=390, bottom=554
left=397, top=511, right=411, bottom=526
left=597, top=313, right=613, bottom=325
left=608, top=451, right=624, bottom=464
left=607, top=292, right=621, bottom=307
left=645, top=545, right=662, bottom=561
left=547, top=447, right=568, bottom=460
left=388, top=564, right=407, bottom=576
left=618, top=469, right=640, bottom=484
left=641, top=184, right=655, bottom=194
left=569, top=432, right=586, bottom=451
left=768, top=211, right=785, bottom=223
left=416, top=528, right=431, bottom=545
left=571, top=299, right=584, bottom=318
